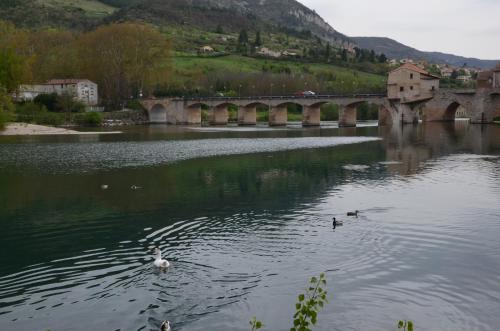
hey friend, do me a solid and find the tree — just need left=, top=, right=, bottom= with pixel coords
left=325, top=43, right=331, bottom=61
left=34, top=93, right=58, bottom=112
left=0, top=87, right=14, bottom=130
left=0, top=21, right=33, bottom=92
left=378, top=53, right=387, bottom=63
left=77, top=23, right=171, bottom=108
left=341, top=49, right=348, bottom=62
left=254, top=30, right=262, bottom=47
left=238, top=29, right=249, bottom=44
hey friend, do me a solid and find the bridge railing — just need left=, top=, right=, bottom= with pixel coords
left=172, top=93, right=387, bottom=102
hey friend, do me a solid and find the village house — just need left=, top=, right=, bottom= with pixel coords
left=440, top=67, right=454, bottom=78
left=457, top=75, right=471, bottom=83
left=17, top=79, right=98, bottom=105
left=387, top=63, right=440, bottom=102
left=477, top=63, right=500, bottom=88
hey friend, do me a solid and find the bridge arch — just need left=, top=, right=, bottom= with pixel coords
left=149, top=104, right=167, bottom=123
left=443, top=101, right=471, bottom=121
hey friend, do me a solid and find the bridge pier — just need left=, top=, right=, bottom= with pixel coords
left=180, top=105, right=202, bottom=125
left=378, top=105, right=392, bottom=126
left=302, top=105, right=321, bottom=126
left=395, top=103, right=419, bottom=125
left=339, top=105, right=357, bottom=127
left=269, top=106, right=287, bottom=126
left=238, top=106, right=257, bottom=126
left=209, top=105, right=229, bottom=125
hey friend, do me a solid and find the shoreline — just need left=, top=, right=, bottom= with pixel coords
left=0, top=123, right=122, bottom=136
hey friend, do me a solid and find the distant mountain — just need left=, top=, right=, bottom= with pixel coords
left=352, top=36, right=499, bottom=70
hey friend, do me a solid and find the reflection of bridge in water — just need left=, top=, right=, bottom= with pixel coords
left=141, top=88, right=500, bottom=127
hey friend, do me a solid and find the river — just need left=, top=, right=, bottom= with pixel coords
left=0, top=121, right=499, bottom=331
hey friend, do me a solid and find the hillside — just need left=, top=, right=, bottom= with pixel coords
left=352, top=36, right=499, bottom=69
left=0, top=0, right=352, bottom=47
left=106, top=0, right=352, bottom=48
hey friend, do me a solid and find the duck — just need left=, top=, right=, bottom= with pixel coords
left=101, top=184, right=109, bottom=190
left=347, top=210, right=359, bottom=217
left=332, top=217, right=343, bottom=229
left=160, top=320, right=171, bottom=331
left=153, top=247, right=170, bottom=268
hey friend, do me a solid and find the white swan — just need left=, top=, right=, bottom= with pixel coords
left=160, top=320, right=171, bottom=331
left=153, top=247, right=170, bottom=268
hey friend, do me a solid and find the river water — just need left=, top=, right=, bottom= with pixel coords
left=0, top=121, right=499, bottom=331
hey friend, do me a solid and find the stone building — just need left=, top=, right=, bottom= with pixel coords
left=387, top=63, right=440, bottom=102
left=17, top=79, right=98, bottom=106
left=477, top=64, right=500, bottom=89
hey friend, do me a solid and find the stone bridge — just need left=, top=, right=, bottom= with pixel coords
left=140, top=89, right=500, bottom=126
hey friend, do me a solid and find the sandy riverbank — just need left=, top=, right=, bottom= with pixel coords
left=0, top=123, right=122, bottom=136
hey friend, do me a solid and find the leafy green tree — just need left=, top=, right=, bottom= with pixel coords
left=254, top=31, right=262, bottom=47
left=238, top=29, right=249, bottom=44
left=378, top=53, right=387, bottom=63
left=341, top=49, right=348, bottom=62
left=249, top=317, right=263, bottom=330
left=325, top=43, right=331, bottom=61
left=291, top=273, right=328, bottom=331
left=34, top=93, right=58, bottom=112
left=398, top=320, right=414, bottom=331
left=0, top=21, right=33, bottom=93
left=0, top=87, right=14, bottom=129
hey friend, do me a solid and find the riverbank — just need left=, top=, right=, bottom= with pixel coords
left=0, top=123, right=122, bottom=136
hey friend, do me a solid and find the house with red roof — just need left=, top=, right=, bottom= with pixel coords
left=387, top=63, right=440, bottom=103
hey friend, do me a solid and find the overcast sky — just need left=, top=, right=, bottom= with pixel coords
left=300, top=0, right=500, bottom=59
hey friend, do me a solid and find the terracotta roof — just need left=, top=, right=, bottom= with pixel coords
left=477, top=71, right=493, bottom=81
left=391, top=63, right=440, bottom=79
left=44, top=79, right=92, bottom=85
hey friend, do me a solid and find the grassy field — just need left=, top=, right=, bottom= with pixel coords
left=171, top=54, right=387, bottom=94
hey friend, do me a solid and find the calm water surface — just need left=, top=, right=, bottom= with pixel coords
left=1, top=121, right=500, bottom=331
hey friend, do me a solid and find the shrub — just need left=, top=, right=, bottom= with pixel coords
left=15, top=102, right=64, bottom=126
left=74, top=111, right=102, bottom=127
left=0, top=88, right=15, bottom=130
left=34, top=93, right=58, bottom=111
left=0, top=110, right=13, bottom=130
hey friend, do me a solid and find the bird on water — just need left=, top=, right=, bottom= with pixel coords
left=332, top=217, right=343, bottom=229
left=347, top=210, right=359, bottom=217
left=153, top=247, right=170, bottom=269
left=160, top=320, right=171, bottom=331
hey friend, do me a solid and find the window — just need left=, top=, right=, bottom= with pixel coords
left=431, top=86, right=435, bottom=91
left=410, top=86, right=414, bottom=90
left=400, top=86, right=404, bottom=92
left=410, top=73, right=414, bottom=79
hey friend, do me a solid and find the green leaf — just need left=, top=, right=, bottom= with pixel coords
left=398, top=321, right=404, bottom=329
left=256, top=321, right=263, bottom=329
left=296, top=303, right=301, bottom=310
left=294, top=319, right=300, bottom=326
left=310, top=277, right=318, bottom=284
left=408, top=321, right=413, bottom=331
left=298, top=294, right=305, bottom=302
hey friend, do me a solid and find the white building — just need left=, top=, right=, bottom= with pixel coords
left=17, top=79, right=98, bottom=106
left=45, top=79, right=98, bottom=105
